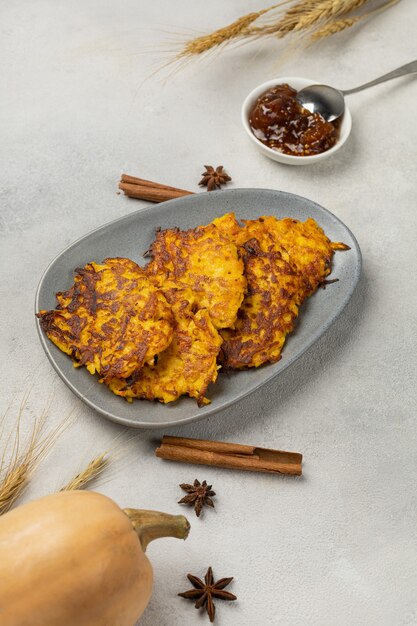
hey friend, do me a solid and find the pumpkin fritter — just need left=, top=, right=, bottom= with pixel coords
left=145, top=218, right=246, bottom=330
left=219, top=239, right=305, bottom=369
left=233, top=216, right=348, bottom=296
left=107, top=293, right=222, bottom=405
left=37, top=258, right=174, bottom=381
left=214, top=213, right=348, bottom=369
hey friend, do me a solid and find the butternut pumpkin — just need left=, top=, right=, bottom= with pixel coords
left=0, top=490, right=190, bottom=626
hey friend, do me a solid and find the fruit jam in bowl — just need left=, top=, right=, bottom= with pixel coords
left=241, top=77, right=352, bottom=165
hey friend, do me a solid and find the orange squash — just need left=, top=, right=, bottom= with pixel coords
left=0, top=490, right=190, bottom=626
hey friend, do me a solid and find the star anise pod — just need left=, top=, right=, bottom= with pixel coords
left=199, top=165, right=231, bottom=191
left=178, top=479, right=215, bottom=517
left=178, top=566, right=237, bottom=622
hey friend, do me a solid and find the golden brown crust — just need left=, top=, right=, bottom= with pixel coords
left=216, top=214, right=343, bottom=369
left=107, top=295, right=222, bottom=405
left=37, top=258, right=174, bottom=381
left=145, top=217, right=246, bottom=330
left=219, top=239, right=304, bottom=369
left=236, top=216, right=336, bottom=296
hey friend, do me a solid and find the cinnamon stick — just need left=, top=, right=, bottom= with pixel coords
left=120, top=174, right=192, bottom=193
left=119, top=174, right=194, bottom=203
left=155, top=436, right=302, bottom=476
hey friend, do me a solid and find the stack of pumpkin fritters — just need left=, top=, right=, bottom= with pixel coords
left=38, top=213, right=348, bottom=405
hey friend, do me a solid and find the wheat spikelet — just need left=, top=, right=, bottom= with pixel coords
left=0, top=390, right=73, bottom=515
left=309, top=0, right=401, bottom=40
left=0, top=421, right=71, bottom=514
left=0, top=463, right=30, bottom=515
left=177, top=6, right=278, bottom=58
left=294, top=0, right=368, bottom=31
left=60, top=453, right=109, bottom=491
left=265, top=0, right=323, bottom=35
left=0, top=420, right=69, bottom=515
left=309, top=16, right=360, bottom=40
left=0, top=391, right=45, bottom=515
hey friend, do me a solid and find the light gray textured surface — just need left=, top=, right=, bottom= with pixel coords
left=1, top=2, right=416, bottom=625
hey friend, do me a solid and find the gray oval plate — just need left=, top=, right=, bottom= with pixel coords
left=35, top=189, right=361, bottom=429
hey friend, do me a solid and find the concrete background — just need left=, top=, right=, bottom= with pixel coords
left=1, top=1, right=416, bottom=624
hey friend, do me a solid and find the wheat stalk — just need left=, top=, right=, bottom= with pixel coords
left=172, top=0, right=402, bottom=64
left=0, top=390, right=47, bottom=515
left=0, top=406, right=71, bottom=515
left=176, top=6, right=279, bottom=58
left=308, top=0, right=400, bottom=41
left=309, top=16, right=360, bottom=40
left=253, top=0, right=328, bottom=36
left=0, top=463, right=30, bottom=514
left=293, top=0, right=368, bottom=31
left=0, top=384, right=76, bottom=515
left=60, top=453, right=110, bottom=491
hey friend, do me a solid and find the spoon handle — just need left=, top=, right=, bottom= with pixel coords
left=342, top=60, right=417, bottom=96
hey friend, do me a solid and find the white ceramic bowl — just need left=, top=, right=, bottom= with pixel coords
left=241, top=76, right=352, bottom=165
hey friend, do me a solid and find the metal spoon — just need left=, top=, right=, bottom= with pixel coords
left=296, top=60, right=417, bottom=122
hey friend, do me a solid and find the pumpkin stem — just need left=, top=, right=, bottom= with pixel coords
left=123, top=509, right=190, bottom=551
